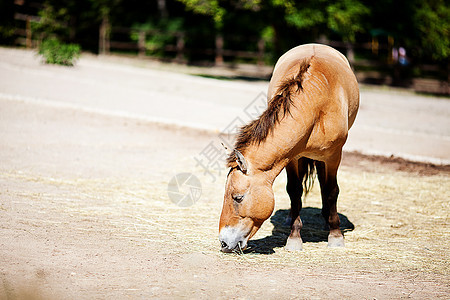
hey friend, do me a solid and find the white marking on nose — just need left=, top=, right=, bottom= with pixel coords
left=219, top=226, right=247, bottom=251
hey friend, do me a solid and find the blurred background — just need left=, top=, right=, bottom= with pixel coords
left=0, top=0, right=449, bottom=94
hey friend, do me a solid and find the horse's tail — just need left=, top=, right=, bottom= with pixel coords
left=302, top=158, right=317, bottom=197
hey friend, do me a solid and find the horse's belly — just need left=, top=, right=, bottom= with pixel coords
left=300, top=109, right=349, bottom=161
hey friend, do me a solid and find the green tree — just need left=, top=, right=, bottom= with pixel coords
left=175, top=0, right=225, bottom=30
left=327, top=0, right=370, bottom=63
left=32, top=3, right=71, bottom=40
left=270, top=0, right=369, bottom=62
left=327, top=0, right=370, bottom=43
left=273, top=0, right=326, bottom=30
left=412, top=0, right=449, bottom=61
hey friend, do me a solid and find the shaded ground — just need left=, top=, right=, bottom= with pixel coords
left=247, top=208, right=355, bottom=255
left=341, top=151, right=450, bottom=176
left=0, top=98, right=449, bottom=299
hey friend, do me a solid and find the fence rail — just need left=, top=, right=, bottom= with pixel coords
left=102, top=25, right=265, bottom=65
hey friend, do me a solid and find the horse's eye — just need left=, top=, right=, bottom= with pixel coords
left=233, top=194, right=244, bottom=203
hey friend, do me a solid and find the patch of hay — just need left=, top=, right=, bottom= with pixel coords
left=2, top=165, right=449, bottom=276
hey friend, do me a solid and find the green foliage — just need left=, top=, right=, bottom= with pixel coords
left=270, top=0, right=294, bottom=12
left=261, top=26, right=274, bottom=44
left=285, top=7, right=325, bottom=30
left=238, top=0, right=261, bottom=11
left=131, top=18, right=184, bottom=55
left=5, top=0, right=448, bottom=65
left=38, top=38, right=80, bottom=66
left=175, top=0, right=225, bottom=29
left=412, top=0, right=450, bottom=61
left=0, top=26, right=15, bottom=41
left=88, top=0, right=122, bottom=19
left=32, top=3, right=70, bottom=39
left=272, top=0, right=326, bottom=30
left=327, top=0, right=370, bottom=43
left=260, top=26, right=275, bottom=62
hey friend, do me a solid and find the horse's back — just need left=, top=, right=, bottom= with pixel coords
left=268, top=44, right=359, bottom=130
left=272, top=44, right=350, bottom=76
left=270, top=44, right=355, bottom=95
left=267, top=44, right=359, bottom=161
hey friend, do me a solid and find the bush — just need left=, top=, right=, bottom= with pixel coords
left=131, top=18, right=183, bottom=56
left=38, top=38, right=81, bottom=66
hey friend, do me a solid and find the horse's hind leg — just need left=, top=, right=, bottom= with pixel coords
left=284, top=158, right=308, bottom=251
left=316, top=154, right=345, bottom=247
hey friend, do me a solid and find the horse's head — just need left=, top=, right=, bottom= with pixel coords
left=219, top=149, right=275, bottom=253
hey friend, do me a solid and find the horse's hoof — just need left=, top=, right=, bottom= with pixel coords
left=328, top=235, right=345, bottom=248
left=285, top=237, right=303, bottom=251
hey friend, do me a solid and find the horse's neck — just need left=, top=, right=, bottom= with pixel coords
left=244, top=135, right=297, bottom=183
left=244, top=100, right=316, bottom=182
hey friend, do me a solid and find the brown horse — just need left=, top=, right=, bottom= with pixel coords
left=219, top=44, right=359, bottom=252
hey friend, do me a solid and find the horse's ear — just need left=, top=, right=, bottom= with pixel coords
left=221, top=143, right=230, bottom=154
left=234, top=149, right=248, bottom=174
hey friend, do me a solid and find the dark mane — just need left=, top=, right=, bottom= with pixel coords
left=227, top=58, right=312, bottom=167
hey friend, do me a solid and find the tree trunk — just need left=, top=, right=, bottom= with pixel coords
left=138, top=30, right=146, bottom=57
left=26, top=16, right=32, bottom=48
left=176, top=33, right=185, bottom=63
left=157, top=0, right=168, bottom=19
left=346, top=42, right=355, bottom=69
left=257, top=38, right=265, bottom=66
left=215, top=34, right=224, bottom=66
left=99, top=15, right=110, bottom=55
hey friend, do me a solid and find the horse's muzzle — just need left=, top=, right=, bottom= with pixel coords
left=219, top=226, right=247, bottom=253
left=220, top=240, right=246, bottom=253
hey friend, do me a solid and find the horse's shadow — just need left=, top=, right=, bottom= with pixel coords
left=246, top=207, right=355, bottom=254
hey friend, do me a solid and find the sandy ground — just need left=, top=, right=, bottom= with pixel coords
left=0, top=48, right=449, bottom=299
left=0, top=47, right=449, bottom=164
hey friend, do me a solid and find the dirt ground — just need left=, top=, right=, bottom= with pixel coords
left=0, top=97, right=449, bottom=299
left=0, top=49, right=449, bottom=299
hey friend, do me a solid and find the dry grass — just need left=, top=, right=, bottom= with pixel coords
left=2, top=162, right=449, bottom=279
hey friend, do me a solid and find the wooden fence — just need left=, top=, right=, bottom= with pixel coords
left=14, top=13, right=265, bottom=65
left=100, top=24, right=266, bottom=66
left=13, top=13, right=41, bottom=48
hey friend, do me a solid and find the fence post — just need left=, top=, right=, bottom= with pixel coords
left=387, top=35, right=394, bottom=64
left=176, top=32, right=185, bottom=63
left=138, top=30, right=146, bottom=57
left=371, top=36, right=379, bottom=56
left=345, top=41, right=355, bottom=69
left=215, top=34, right=224, bottom=66
left=26, top=16, right=32, bottom=48
left=257, top=38, right=265, bottom=66
left=99, top=15, right=110, bottom=55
